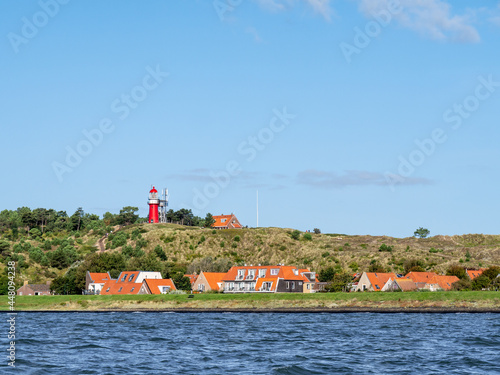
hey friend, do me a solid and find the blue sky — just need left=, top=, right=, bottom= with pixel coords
left=1, top=0, right=500, bottom=237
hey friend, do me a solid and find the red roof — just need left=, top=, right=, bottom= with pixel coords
left=88, top=272, right=111, bottom=284
left=427, top=275, right=460, bottom=290
left=404, top=272, right=438, bottom=283
left=223, top=265, right=311, bottom=283
left=144, top=279, right=176, bottom=294
left=197, top=272, right=226, bottom=291
left=184, top=274, right=198, bottom=285
left=116, top=271, right=140, bottom=283
left=365, top=272, right=397, bottom=291
left=100, top=281, right=141, bottom=295
left=466, top=269, right=485, bottom=280
left=150, top=186, right=158, bottom=193
left=212, top=214, right=242, bottom=229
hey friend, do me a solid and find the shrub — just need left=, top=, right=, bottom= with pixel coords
left=404, top=259, right=425, bottom=274
left=291, top=230, right=301, bottom=240
left=379, top=244, right=393, bottom=252
left=349, top=262, right=359, bottom=272
left=234, top=236, right=240, bottom=242
left=313, top=228, right=321, bottom=234
left=303, top=233, right=312, bottom=241
left=472, top=275, right=491, bottom=290
left=322, top=251, right=330, bottom=258
left=154, top=245, right=167, bottom=261
left=446, top=265, right=467, bottom=280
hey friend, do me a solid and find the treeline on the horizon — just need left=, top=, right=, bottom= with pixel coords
left=0, top=206, right=215, bottom=239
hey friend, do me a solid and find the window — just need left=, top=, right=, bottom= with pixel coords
left=271, top=269, right=279, bottom=275
left=291, top=282, right=295, bottom=289
left=121, top=274, right=128, bottom=282
left=221, top=218, right=227, bottom=223
left=375, top=285, right=380, bottom=290
left=259, top=269, right=266, bottom=278
left=161, top=286, right=170, bottom=294
left=286, top=282, right=290, bottom=289
left=198, top=284, right=205, bottom=292
left=307, top=284, right=310, bottom=290
left=130, top=287, right=135, bottom=292
left=128, top=274, right=135, bottom=282
left=293, top=269, right=298, bottom=276
left=247, top=269, right=256, bottom=279
left=118, top=287, right=123, bottom=292
left=106, top=287, right=110, bottom=292
left=237, top=269, right=245, bottom=280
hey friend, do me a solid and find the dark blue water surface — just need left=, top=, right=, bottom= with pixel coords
left=2, top=312, right=500, bottom=374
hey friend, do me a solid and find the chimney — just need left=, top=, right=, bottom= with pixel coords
left=24, top=280, right=29, bottom=286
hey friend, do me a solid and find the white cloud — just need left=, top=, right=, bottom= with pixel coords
left=357, top=0, right=480, bottom=43
left=254, top=0, right=332, bottom=20
left=297, top=169, right=432, bottom=188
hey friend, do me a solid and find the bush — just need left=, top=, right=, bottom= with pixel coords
left=446, top=265, right=467, bottom=280
left=404, top=259, right=425, bottom=274
left=313, top=228, right=321, bottom=234
left=154, top=245, right=167, bottom=261
left=303, top=233, right=312, bottom=241
left=451, top=278, right=472, bottom=291
left=234, top=235, right=240, bottom=242
left=291, top=230, right=301, bottom=240
left=472, top=275, right=491, bottom=290
left=378, top=244, right=393, bottom=252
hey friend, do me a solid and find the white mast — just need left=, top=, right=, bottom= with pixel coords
left=256, top=190, right=259, bottom=228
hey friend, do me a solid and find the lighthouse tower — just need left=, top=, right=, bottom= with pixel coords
left=148, top=187, right=160, bottom=223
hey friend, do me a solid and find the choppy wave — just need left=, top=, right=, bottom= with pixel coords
left=4, top=312, right=500, bottom=374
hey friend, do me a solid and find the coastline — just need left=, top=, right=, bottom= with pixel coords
left=4, top=307, right=500, bottom=313
left=2, top=291, right=500, bottom=312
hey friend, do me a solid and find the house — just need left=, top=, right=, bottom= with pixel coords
left=139, top=278, right=177, bottom=294
left=466, top=269, right=485, bottom=280
left=298, top=269, right=318, bottom=293
left=192, top=271, right=226, bottom=292
left=355, top=272, right=397, bottom=292
left=212, top=214, right=242, bottom=229
left=404, top=271, right=438, bottom=283
left=85, top=272, right=113, bottom=294
left=423, top=275, right=460, bottom=291
left=100, top=271, right=163, bottom=295
left=184, top=274, right=198, bottom=287
left=222, top=265, right=315, bottom=293
left=383, top=278, right=425, bottom=292
left=17, top=280, right=51, bottom=296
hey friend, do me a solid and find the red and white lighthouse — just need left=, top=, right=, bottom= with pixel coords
left=148, top=187, right=160, bottom=223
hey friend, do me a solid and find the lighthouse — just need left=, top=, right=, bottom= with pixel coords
left=148, top=187, right=160, bottom=223
left=148, top=186, right=168, bottom=223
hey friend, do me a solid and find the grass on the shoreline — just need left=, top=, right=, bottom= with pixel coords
left=1, top=291, right=499, bottom=311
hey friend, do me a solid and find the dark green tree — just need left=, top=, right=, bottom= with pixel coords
left=414, top=227, right=430, bottom=238
left=204, top=213, right=215, bottom=228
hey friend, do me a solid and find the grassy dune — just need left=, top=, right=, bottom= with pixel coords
left=123, top=224, right=500, bottom=274
left=2, top=292, right=500, bottom=311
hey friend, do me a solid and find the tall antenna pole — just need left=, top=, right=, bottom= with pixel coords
left=256, top=190, right=259, bottom=228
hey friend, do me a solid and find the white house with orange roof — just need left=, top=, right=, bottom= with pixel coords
left=192, top=271, right=226, bottom=292
left=355, top=272, right=397, bottom=292
left=139, top=278, right=177, bottom=294
left=85, top=271, right=113, bottom=294
left=211, top=214, right=242, bottom=229
left=100, top=271, right=163, bottom=295
left=222, top=265, right=315, bottom=293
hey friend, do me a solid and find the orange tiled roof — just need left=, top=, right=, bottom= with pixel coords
left=116, top=271, right=141, bottom=283
left=144, top=279, right=176, bottom=294
left=199, top=272, right=226, bottom=291
left=404, top=272, right=438, bottom=283
left=212, top=214, right=242, bottom=229
left=427, top=275, right=460, bottom=290
left=223, top=265, right=308, bottom=282
left=366, top=272, right=397, bottom=291
left=255, top=277, right=277, bottom=291
left=466, top=269, right=485, bottom=280
left=184, top=274, right=198, bottom=285
left=89, top=272, right=112, bottom=284
left=100, top=281, right=141, bottom=295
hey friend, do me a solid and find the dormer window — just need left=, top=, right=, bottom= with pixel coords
left=271, top=269, right=279, bottom=276
left=221, top=218, right=227, bottom=223
left=128, top=274, right=135, bottom=282
left=259, top=269, right=266, bottom=278
left=121, top=274, right=128, bottom=282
